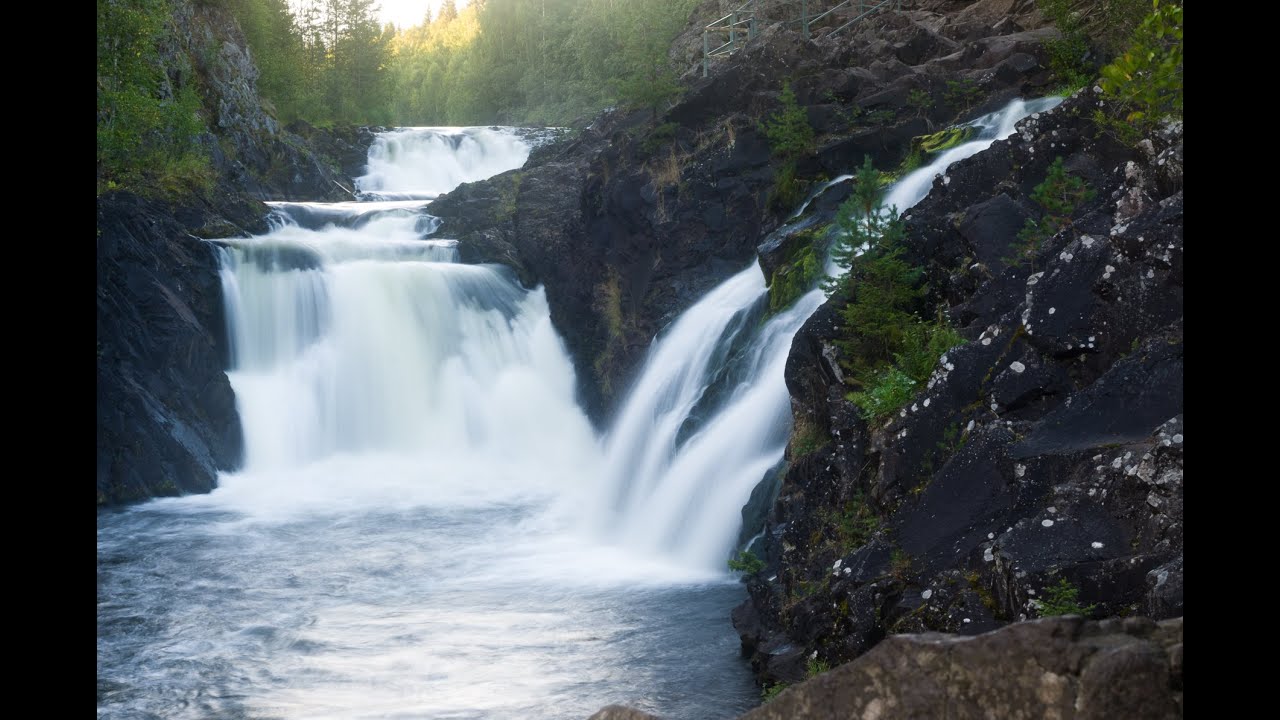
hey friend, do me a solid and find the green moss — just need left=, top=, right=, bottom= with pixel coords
left=836, top=491, right=880, bottom=551
left=496, top=172, right=524, bottom=222
left=917, top=125, right=977, bottom=154
left=768, top=227, right=827, bottom=313
left=789, top=413, right=827, bottom=459
left=761, top=682, right=788, bottom=703
left=768, top=159, right=809, bottom=213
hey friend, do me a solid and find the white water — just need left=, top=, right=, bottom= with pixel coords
left=356, top=127, right=534, bottom=200
left=884, top=96, right=1063, bottom=212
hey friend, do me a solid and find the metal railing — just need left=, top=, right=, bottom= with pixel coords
left=801, top=0, right=900, bottom=38
left=701, top=0, right=904, bottom=76
left=703, top=1, right=759, bottom=77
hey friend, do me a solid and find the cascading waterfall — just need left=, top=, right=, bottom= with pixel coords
left=595, top=96, right=1062, bottom=571
left=99, top=127, right=758, bottom=720
left=99, top=100, right=1057, bottom=719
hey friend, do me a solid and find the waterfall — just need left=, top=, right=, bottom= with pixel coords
left=594, top=96, right=1061, bottom=571
left=355, top=127, right=536, bottom=201
left=214, top=128, right=599, bottom=515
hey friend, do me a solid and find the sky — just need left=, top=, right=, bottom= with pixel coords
left=379, top=0, right=472, bottom=30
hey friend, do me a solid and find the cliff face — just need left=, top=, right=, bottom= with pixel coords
left=96, top=0, right=370, bottom=505
left=428, top=0, right=1058, bottom=425
left=735, top=88, right=1183, bottom=685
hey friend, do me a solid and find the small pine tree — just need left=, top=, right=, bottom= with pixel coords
left=824, top=156, right=922, bottom=375
left=760, top=82, right=815, bottom=160
left=1008, top=156, right=1095, bottom=267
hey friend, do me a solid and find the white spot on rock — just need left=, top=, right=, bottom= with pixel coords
left=1042, top=519, right=1055, bottom=527
left=1172, top=433, right=1183, bottom=444
left=922, top=589, right=933, bottom=600
left=982, top=337, right=992, bottom=345
left=1014, top=464, right=1026, bottom=477
left=1010, top=361, right=1026, bottom=373
left=923, top=398, right=931, bottom=407
left=1091, top=541, right=1104, bottom=549
left=1048, top=307, right=1056, bottom=315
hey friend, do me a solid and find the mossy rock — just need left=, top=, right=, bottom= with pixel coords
left=767, top=226, right=828, bottom=314
left=912, top=125, right=977, bottom=156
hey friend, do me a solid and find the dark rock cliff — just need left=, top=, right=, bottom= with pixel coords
left=734, top=87, right=1183, bottom=687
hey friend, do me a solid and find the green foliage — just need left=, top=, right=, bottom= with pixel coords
left=728, top=550, right=766, bottom=575
left=906, top=88, right=933, bottom=116
left=761, top=83, right=816, bottom=160
left=97, top=0, right=211, bottom=195
left=768, top=160, right=807, bottom=213
left=1036, top=577, right=1097, bottom=617
left=229, top=0, right=393, bottom=125
left=1038, top=0, right=1094, bottom=90
left=895, top=321, right=964, bottom=385
left=789, top=415, right=827, bottom=459
left=640, top=122, right=680, bottom=155
left=890, top=549, right=913, bottom=580
left=806, top=657, right=831, bottom=677
left=761, top=682, right=788, bottom=703
left=386, top=0, right=698, bottom=125
left=943, top=78, right=982, bottom=111
left=1008, top=156, right=1095, bottom=267
left=1095, top=0, right=1183, bottom=144
left=848, top=367, right=918, bottom=423
left=825, top=156, right=963, bottom=422
left=837, top=491, right=880, bottom=550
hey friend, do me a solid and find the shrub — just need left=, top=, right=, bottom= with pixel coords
left=760, top=82, right=815, bottom=160
left=1008, top=156, right=1095, bottom=267
left=806, top=657, right=831, bottom=677
left=1095, top=0, right=1183, bottom=145
left=728, top=550, right=765, bottom=574
left=1036, top=577, right=1097, bottom=617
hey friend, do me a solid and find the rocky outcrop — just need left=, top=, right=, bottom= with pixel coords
left=588, top=616, right=1182, bottom=719
left=96, top=191, right=260, bottom=504
left=429, top=0, right=1060, bottom=425
left=734, top=87, right=1183, bottom=686
left=741, top=616, right=1183, bottom=719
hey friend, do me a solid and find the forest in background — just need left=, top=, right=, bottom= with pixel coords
left=238, top=0, right=700, bottom=127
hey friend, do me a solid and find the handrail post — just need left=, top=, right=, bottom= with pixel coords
left=730, top=11, right=737, bottom=49
left=703, top=29, right=709, bottom=77
left=802, top=0, right=809, bottom=38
